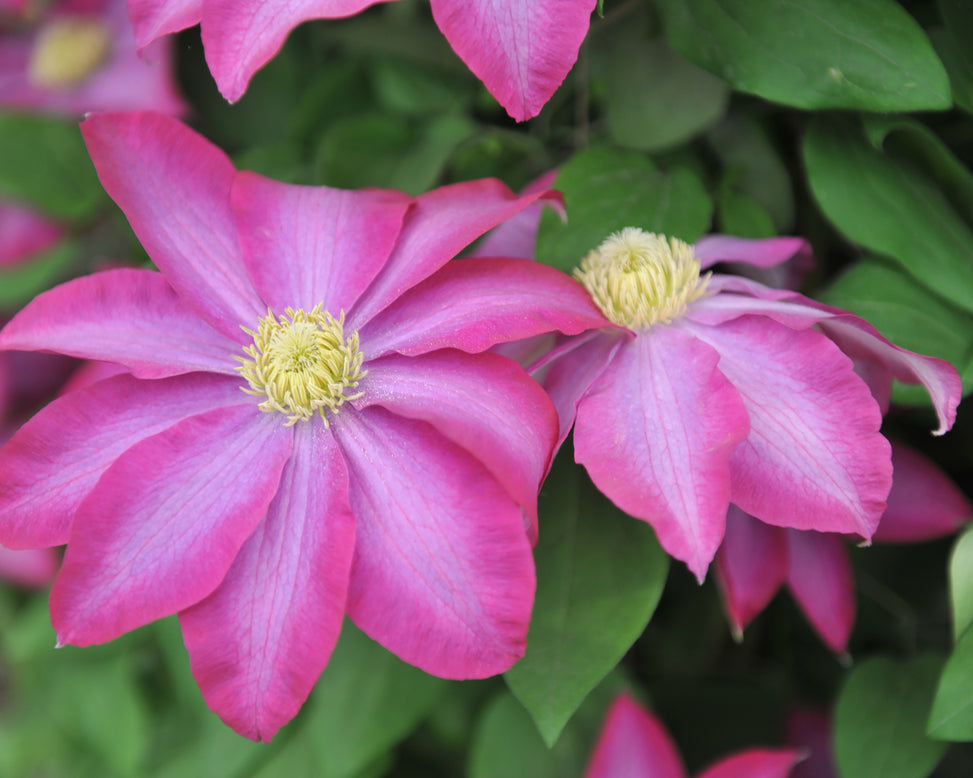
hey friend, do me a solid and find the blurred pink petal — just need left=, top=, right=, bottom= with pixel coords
left=0, top=545, right=59, bottom=587
left=584, top=694, right=687, bottom=778
left=0, top=200, right=62, bottom=266
left=786, top=707, right=837, bottom=778
left=785, top=529, right=855, bottom=653
left=697, top=749, right=803, bottom=778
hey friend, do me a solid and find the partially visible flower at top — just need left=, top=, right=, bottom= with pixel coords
left=584, top=693, right=803, bottom=778
left=0, top=198, right=62, bottom=267
left=539, top=229, right=961, bottom=580
left=715, top=441, right=973, bottom=654
left=0, top=0, right=185, bottom=115
left=124, top=0, right=595, bottom=120
left=0, top=110, right=604, bottom=741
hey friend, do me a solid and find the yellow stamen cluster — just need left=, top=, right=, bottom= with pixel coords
left=574, top=227, right=711, bottom=330
left=27, top=18, right=112, bottom=89
left=237, top=306, right=366, bottom=426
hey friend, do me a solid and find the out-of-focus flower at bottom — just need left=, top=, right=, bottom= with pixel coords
left=584, top=693, right=803, bottom=778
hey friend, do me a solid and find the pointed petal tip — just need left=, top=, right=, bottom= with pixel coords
left=838, top=650, right=853, bottom=668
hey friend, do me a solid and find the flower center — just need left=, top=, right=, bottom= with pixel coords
left=573, top=227, right=710, bottom=329
left=237, top=306, right=366, bottom=426
left=27, top=17, right=112, bottom=89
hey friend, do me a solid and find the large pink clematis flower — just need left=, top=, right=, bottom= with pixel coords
left=0, top=110, right=604, bottom=741
left=585, top=693, right=802, bottom=778
left=126, top=0, right=595, bottom=120
left=716, top=441, right=973, bottom=653
left=0, top=0, right=184, bottom=115
left=541, top=230, right=961, bottom=580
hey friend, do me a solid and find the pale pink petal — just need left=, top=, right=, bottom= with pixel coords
left=0, top=546, right=59, bottom=588
left=335, top=406, right=534, bottom=678
left=430, top=0, right=595, bottom=122
left=471, top=170, right=561, bottom=259
left=715, top=506, right=788, bottom=636
left=874, top=442, right=972, bottom=543
left=358, top=350, right=557, bottom=543
left=202, top=0, right=391, bottom=102
left=50, top=406, right=292, bottom=646
left=127, top=0, right=202, bottom=48
left=0, top=373, right=248, bottom=549
left=574, top=328, right=750, bottom=580
left=359, top=257, right=607, bottom=357
left=348, top=179, right=557, bottom=328
left=231, top=171, right=410, bottom=314
left=81, top=111, right=264, bottom=339
left=785, top=530, right=855, bottom=654
left=180, top=423, right=354, bottom=742
left=584, top=694, right=687, bottom=778
left=0, top=269, right=239, bottom=378
left=697, top=749, right=803, bottom=778
left=694, top=235, right=811, bottom=272
left=0, top=201, right=61, bottom=266
left=686, top=316, right=890, bottom=541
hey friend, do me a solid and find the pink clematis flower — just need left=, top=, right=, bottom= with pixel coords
left=0, top=110, right=604, bottom=741
left=125, top=0, right=596, bottom=120
left=584, top=693, right=803, bottom=778
left=541, top=230, right=961, bottom=580
left=0, top=0, right=185, bottom=115
left=715, top=441, right=972, bottom=653
left=0, top=199, right=62, bottom=267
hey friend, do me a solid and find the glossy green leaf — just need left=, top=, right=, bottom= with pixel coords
left=536, top=147, right=712, bottom=272
left=820, top=258, right=973, bottom=406
left=656, top=0, right=951, bottom=111
left=716, top=190, right=775, bottom=239
left=834, top=654, right=947, bottom=778
left=950, top=525, right=973, bottom=642
left=804, top=117, right=973, bottom=315
left=928, top=627, right=973, bottom=741
left=505, top=455, right=669, bottom=747
left=934, top=0, right=973, bottom=113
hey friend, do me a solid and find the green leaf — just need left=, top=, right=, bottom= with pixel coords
left=599, top=28, right=729, bottom=152
left=716, top=190, right=776, bottom=239
left=536, top=147, right=712, bottom=272
left=834, top=654, right=947, bottom=778
left=804, top=117, right=973, bottom=315
left=0, top=114, right=104, bottom=222
left=928, top=627, right=973, bottom=741
left=504, top=455, right=669, bottom=747
left=950, top=525, right=973, bottom=642
left=656, top=0, right=951, bottom=111
left=819, top=258, right=973, bottom=406
left=933, top=0, right=973, bottom=113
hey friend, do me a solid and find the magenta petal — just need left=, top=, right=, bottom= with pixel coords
left=430, top=0, right=595, bottom=122
left=348, top=179, right=557, bottom=328
left=574, top=328, right=750, bottom=580
left=0, top=201, right=61, bottom=266
left=584, top=694, right=687, bottom=778
left=335, top=407, right=534, bottom=678
left=715, top=507, right=788, bottom=636
left=180, top=423, right=354, bottom=742
left=127, top=0, right=202, bottom=48
left=0, top=373, right=247, bottom=549
left=694, top=235, right=811, bottom=272
left=690, top=316, right=890, bottom=540
left=51, top=406, right=292, bottom=646
left=359, top=350, right=557, bottom=543
left=874, top=442, right=972, bottom=542
left=785, top=530, right=855, bottom=654
left=0, top=269, right=239, bottom=377
left=359, top=257, right=608, bottom=357
left=697, top=749, right=803, bottom=778
left=203, top=0, right=390, bottom=102
left=0, top=546, right=59, bottom=588
left=81, top=112, right=264, bottom=339
left=471, top=170, right=560, bottom=259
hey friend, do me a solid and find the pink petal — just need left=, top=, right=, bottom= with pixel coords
left=687, top=316, right=890, bottom=541
left=358, top=350, right=557, bottom=543
left=584, top=694, right=687, bottom=778
left=348, top=179, right=557, bottom=328
left=786, top=707, right=836, bottom=778
left=875, top=442, right=972, bottom=542
left=430, top=0, right=595, bottom=122
left=0, top=201, right=62, bottom=266
left=231, top=171, right=410, bottom=314
left=470, top=170, right=561, bottom=259
left=694, top=235, right=811, bottom=272
left=81, top=111, right=264, bottom=339
left=697, top=749, right=803, bottom=778
left=0, top=269, right=239, bottom=378
left=0, top=546, right=59, bottom=588
left=359, top=257, right=607, bottom=357
left=573, top=328, right=750, bottom=581
left=127, top=0, right=202, bottom=48
left=785, top=529, right=855, bottom=654
left=202, top=0, right=390, bottom=102
left=714, top=506, right=788, bottom=637
left=57, top=361, right=129, bottom=395
left=180, top=423, right=354, bottom=742
left=51, top=405, right=292, bottom=646
left=335, top=406, right=534, bottom=678
left=0, top=373, right=248, bottom=549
